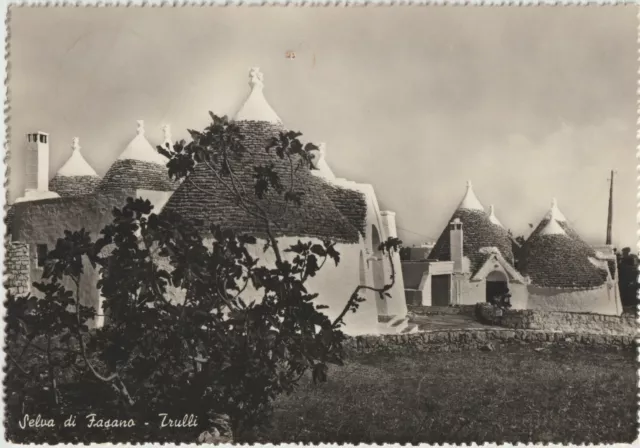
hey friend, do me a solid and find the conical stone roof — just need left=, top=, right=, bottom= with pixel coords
left=520, top=199, right=607, bottom=289
left=520, top=199, right=608, bottom=288
left=161, top=68, right=365, bottom=242
left=98, top=120, right=179, bottom=194
left=49, top=137, right=100, bottom=197
left=429, top=181, right=515, bottom=272
left=526, top=198, right=581, bottom=240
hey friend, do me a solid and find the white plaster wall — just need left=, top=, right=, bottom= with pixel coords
left=159, top=234, right=380, bottom=335
left=136, top=189, right=174, bottom=213
left=508, top=283, right=528, bottom=310
left=419, top=273, right=432, bottom=306
left=247, top=236, right=379, bottom=335
left=457, top=277, right=486, bottom=306
left=527, top=284, right=622, bottom=316
left=455, top=277, right=528, bottom=310
left=314, top=172, right=408, bottom=320
left=380, top=211, right=408, bottom=317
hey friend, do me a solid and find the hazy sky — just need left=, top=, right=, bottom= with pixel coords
left=8, top=6, right=638, bottom=249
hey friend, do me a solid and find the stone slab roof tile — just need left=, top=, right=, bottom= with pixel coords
left=49, top=175, right=101, bottom=198
left=97, top=159, right=179, bottom=194
left=519, top=233, right=609, bottom=289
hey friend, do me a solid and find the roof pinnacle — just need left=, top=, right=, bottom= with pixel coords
left=233, top=67, right=282, bottom=124
left=249, top=67, right=265, bottom=89
left=458, top=180, right=484, bottom=211
left=547, top=197, right=567, bottom=222
left=136, top=120, right=145, bottom=136
left=162, top=124, right=172, bottom=146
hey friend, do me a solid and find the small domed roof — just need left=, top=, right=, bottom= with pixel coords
left=98, top=121, right=178, bottom=194
left=526, top=198, right=581, bottom=241
left=520, top=198, right=609, bottom=288
left=56, top=137, right=98, bottom=177
left=49, top=137, right=100, bottom=197
left=117, top=120, right=167, bottom=165
left=429, top=181, right=515, bottom=271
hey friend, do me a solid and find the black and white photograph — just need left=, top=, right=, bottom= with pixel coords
left=3, top=5, right=638, bottom=445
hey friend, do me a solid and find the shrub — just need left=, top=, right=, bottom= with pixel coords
left=5, top=114, right=401, bottom=443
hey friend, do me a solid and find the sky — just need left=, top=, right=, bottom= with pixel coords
left=7, top=6, right=638, bottom=249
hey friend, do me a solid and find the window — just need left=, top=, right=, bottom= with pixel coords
left=39, top=134, right=47, bottom=144
left=36, top=244, right=48, bottom=267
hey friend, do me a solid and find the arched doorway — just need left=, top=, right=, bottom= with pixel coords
left=370, top=225, right=388, bottom=315
left=486, top=270, right=509, bottom=303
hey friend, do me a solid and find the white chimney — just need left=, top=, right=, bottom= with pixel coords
left=380, top=211, right=398, bottom=239
left=15, top=132, right=59, bottom=203
left=449, top=217, right=464, bottom=273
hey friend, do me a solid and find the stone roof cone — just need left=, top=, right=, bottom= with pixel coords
left=161, top=68, right=365, bottom=243
left=234, top=68, right=282, bottom=124
left=429, top=181, right=515, bottom=272
left=526, top=197, right=580, bottom=242
left=117, top=120, right=166, bottom=165
left=97, top=120, right=178, bottom=194
left=56, top=137, right=98, bottom=177
left=520, top=197, right=609, bottom=288
left=49, top=137, right=100, bottom=197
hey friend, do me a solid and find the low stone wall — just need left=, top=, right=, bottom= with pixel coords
left=475, top=303, right=636, bottom=336
left=5, top=241, right=30, bottom=296
left=408, top=305, right=476, bottom=316
left=344, top=328, right=635, bottom=354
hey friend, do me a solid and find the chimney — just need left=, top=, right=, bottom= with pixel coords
left=380, top=211, right=398, bottom=239
left=25, top=131, right=50, bottom=192
left=449, top=217, right=463, bottom=272
left=15, top=132, right=60, bottom=203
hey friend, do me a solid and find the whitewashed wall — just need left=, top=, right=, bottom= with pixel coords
left=527, top=283, right=622, bottom=316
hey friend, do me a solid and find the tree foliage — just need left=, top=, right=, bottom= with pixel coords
left=5, top=114, right=401, bottom=443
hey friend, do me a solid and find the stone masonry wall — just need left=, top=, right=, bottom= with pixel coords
left=5, top=241, right=30, bottom=296
left=344, top=328, right=634, bottom=354
left=475, top=303, right=636, bottom=336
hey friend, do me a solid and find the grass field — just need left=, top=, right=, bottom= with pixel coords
left=250, top=343, right=637, bottom=444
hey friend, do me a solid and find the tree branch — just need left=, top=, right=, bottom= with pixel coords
left=332, top=248, right=397, bottom=329
left=72, top=276, right=135, bottom=406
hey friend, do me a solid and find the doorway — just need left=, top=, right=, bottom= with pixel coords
left=431, top=274, right=451, bottom=306
left=486, top=270, right=509, bottom=303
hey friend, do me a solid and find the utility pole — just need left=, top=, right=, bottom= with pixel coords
left=606, top=170, right=614, bottom=245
